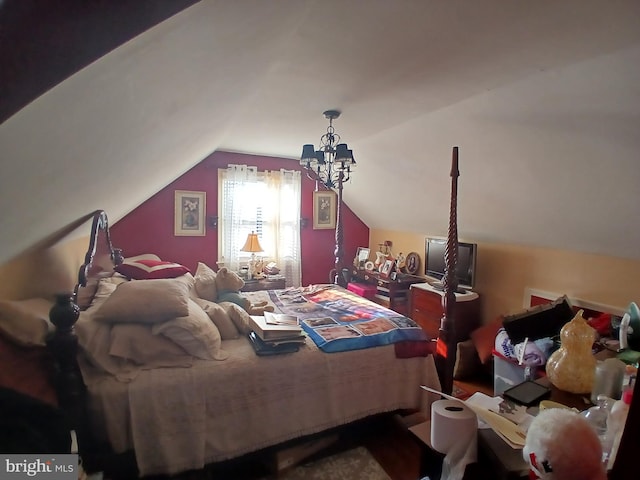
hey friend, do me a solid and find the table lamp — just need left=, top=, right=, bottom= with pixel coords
left=240, top=231, right=263, bottom=280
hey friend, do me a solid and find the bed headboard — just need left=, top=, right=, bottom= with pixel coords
left=47, top=210, right=121, bottom=466
left=74, top=210, right=122, bottom=309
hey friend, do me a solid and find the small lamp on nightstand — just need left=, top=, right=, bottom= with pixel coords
left=240, top=231, right=264, bottom=280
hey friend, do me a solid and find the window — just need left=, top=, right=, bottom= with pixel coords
left=218, top=165, right=301, bottom=287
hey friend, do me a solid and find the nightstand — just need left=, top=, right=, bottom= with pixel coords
left=240, top=277, right=286, bottom=292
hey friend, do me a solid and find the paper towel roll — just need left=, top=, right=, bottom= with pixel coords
left=430, top=399, right=477, bottom=455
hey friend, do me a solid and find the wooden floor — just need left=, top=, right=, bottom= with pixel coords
left=108, top=410, right=499, bottom=480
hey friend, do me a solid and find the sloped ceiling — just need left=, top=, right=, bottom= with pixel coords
left=1, top=0, right=639, bottom=266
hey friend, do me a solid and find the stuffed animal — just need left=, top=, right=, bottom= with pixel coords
left=523, top=408, right=607, bottom=480
left=215, top=267, right=274, bottom=315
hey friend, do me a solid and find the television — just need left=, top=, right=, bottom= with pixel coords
left=424, top=237, right=477, bottom=290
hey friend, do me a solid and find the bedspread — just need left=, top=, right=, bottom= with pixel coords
left=86, top=336, right=440, bottom=476
left=248, top=285, right=430, bottom=353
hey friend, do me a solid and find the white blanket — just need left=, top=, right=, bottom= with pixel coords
left=87, top=336, right=440, bottom=476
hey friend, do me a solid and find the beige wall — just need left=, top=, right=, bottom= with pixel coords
left=0, top=236, right=89, bottom=301
left=370, top=228, right=640, bottom=323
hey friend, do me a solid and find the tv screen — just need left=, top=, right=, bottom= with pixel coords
left=425, top=238, right=477, bottom=290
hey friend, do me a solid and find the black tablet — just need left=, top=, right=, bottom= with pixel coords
left=502, top=380, right=551, bottom=406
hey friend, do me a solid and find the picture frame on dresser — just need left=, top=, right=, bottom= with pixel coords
left=174, top=190, right=206, bottom=236
left=355, top=247, right=370, bottom=268
left=379, top=259, right=394, bottom=278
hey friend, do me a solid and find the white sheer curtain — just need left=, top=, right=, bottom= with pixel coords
left=219, top=165, right=301, bottom=287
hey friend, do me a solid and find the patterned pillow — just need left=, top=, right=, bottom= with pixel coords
left=115, top=259, right=190, bottom=280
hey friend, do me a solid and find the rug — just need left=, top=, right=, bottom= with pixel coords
left=263, top=446, right=391, bottom=480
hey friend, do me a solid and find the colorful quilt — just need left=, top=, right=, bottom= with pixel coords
left=265, top=284, right=428, bottom=353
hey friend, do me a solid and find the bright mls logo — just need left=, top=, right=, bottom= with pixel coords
left=1, top=455, right=77, bottom=479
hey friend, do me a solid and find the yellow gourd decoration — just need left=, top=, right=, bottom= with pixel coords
left=545, top=309, right=597, bottom=394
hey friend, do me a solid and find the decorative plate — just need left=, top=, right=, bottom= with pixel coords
left=364, top=261, right=375, bottom=272
left=405, top=252, right=421, bottom=275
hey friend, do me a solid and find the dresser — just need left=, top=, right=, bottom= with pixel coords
left=349, top=269, right=424, bottom=315
left=408, top=283, right=481, bottom=341
left=240, top=276, right=286, bottom=292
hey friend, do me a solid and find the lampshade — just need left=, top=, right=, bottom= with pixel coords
left=299, top=110, right=355, bottom=189
left=240, top=232, right=264, bottom=253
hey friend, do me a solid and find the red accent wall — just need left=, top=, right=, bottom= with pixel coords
left=110, top=151, right=369, bottom=286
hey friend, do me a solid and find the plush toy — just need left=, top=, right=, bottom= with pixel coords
left=215, top=267, right=275, bottom=315
left=523, top=408, right=607, bottom=480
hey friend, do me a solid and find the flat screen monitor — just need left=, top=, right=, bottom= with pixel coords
left=425, top=237, right=477, bottom=290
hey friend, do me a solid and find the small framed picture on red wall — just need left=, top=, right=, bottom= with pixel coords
left=175, top=190, right=206, bottom=236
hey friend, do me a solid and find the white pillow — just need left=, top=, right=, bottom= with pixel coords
left=192, top=297, right=240, bottom=340
left=109, top=323, right=193, bottom=367
left=219, top=302, right=253, bottom=335
left=93, top=277, right=190, bottom=324
left=194, top=262, right=217, bottom=301
left=152, top=299, right=228, bottom=361
left=0, top=298, right=54, bottom=346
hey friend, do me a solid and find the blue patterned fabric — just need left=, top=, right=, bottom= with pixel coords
left=266, top=284, right=428, bottom=353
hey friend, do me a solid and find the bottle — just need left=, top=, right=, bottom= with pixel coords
left=581, top=394, right=614, bottom=459
left=606, top=381, right=634, bottom=470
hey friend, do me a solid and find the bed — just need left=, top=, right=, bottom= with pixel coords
left=26, top=210, right=440, bottom=478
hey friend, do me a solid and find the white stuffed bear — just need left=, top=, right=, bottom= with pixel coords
left=523, top=408, right=607, bottom=480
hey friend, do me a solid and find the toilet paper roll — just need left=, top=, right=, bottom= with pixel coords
left=430, top=399, right=477, bottom=455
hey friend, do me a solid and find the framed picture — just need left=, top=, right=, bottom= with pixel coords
left=174, top=190, right=206, bottom=236
left=313, top=190, right=337, bottom=229
left=405, top=252, right=421, bottom=275
left=355, top=247, right=370, bottom=268
left=379, top=259, right=395, bottom=278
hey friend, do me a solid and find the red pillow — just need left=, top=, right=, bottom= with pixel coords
left=470, top=316, right=504, bottom=365
left=115, top=259, right=190, bottom=280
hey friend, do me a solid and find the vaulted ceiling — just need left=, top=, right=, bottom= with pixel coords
left=1, top=0, right=639, bottom=266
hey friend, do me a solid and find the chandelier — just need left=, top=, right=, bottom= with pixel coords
left=299, top=110, right=356, bottom=189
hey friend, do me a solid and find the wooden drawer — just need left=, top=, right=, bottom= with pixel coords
left=409, top=284, right=481, bottom=342
left=412, top=309, right=441, bottom=339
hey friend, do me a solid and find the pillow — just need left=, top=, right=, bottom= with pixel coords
left=219, top=302, right=253, bottom=335
left=84, top=277, right=122, bottom=314
left=453, top=339, right=481, bottom=380
left=194, top=262, right=217, bottom=301
left=122, top=253, right=161, bottom=263
left=192, top=297, right=239, bottom=340
left=152, top=299, right=228, bottom=361
left=0, top=298, right=54, bottom=347
left=93, top=278, right=190, bottom=324
left=109, top=323, right=193, bottom=367
left=115, top=259, right=190, bottom=280
left=76, top=271, right=119, bottom=310
left=76, top=311, right=135, bottom=377
left=470, top=316, right=504, bottom=365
